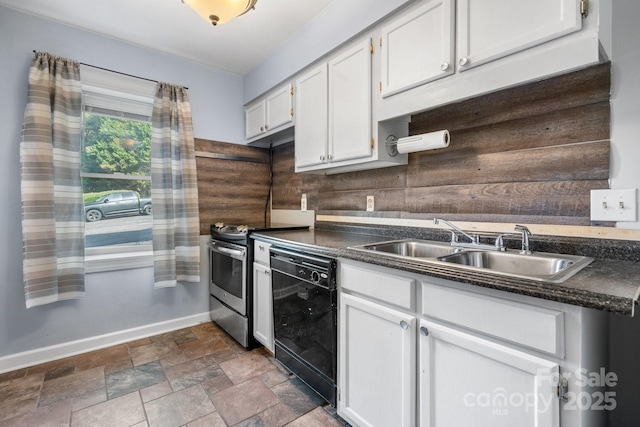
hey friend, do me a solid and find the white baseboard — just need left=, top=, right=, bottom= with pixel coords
left=0, top=312, right=211, bottom=374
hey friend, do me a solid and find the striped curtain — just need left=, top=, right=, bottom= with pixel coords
left=20, top=52, right=85, bottom=308
left=151, top=83, right=200, bottom=288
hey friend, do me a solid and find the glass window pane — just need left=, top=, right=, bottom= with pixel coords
left=82, top=180, right=152, bottom=249
left=81, top=113, right=151, bottom=176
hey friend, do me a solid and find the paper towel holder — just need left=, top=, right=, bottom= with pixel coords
left=385, top=135, right=400, bottom=157
left=385, top=130, right=450, bottom=157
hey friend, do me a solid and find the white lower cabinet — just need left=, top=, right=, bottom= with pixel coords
left=252, top=263, right=273, bottom=352
left=338, top=259, right=606, bottom=427
left=253, top=240, right=273, bottom=352
left=339, top=293, right=416, bottom=427
left=419, top=318, right=559, bottom=427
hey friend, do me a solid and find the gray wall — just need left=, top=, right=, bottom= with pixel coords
left=610, top=0, right=640, bottom=230
left=606, top=2, right=640, bottom=424
left=0, top=6, right=242, bottom=359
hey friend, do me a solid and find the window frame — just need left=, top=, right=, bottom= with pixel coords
left=80, top=65, right=156, bottom=273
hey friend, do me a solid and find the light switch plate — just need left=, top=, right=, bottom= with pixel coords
left=590, top=189, right=637, bottom=221
left=366, top=196, right=374, bottom=212
left=301, top=194, right=307, bottom=212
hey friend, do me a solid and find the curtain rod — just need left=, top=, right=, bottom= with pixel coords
left=32, top=50, right=188, bottom=90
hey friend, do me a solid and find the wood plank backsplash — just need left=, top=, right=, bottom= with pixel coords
left=195, top=139, right=271, bottom=234
left=272, top=63, right=611, bottom=226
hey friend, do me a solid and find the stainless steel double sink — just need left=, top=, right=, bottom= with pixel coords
left=349, top=239, right=593, bottom=284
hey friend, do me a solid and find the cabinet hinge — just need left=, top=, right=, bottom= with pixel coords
left=379, top=37, right=383, bottom=48
left=290, top=87, right=294, bottom=96
left=290, top=108, right=294, bottom=118
left=371, top=138, right=375, bottom=149
left=580, top=0, right=589, bottom=18
left=370, top=42, right=375, bottom=54
left=557, top=376, right=569, bottom=402
left=379, top=81, right=382, bottom=92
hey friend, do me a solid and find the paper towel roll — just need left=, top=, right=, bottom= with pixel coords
left=397, top=129, right=450, bottom=154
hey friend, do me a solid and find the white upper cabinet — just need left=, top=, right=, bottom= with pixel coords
left=295, top=39, right=372, bottom=171
left=266, top=84, right=293, bottom=131
left=294, top=64, right=328, bottom=169
left=245, top=83, right=293, bottom=141
left=294, top=36, right=408, bottom=174
left=380, top=0, right=455, bottom=97
left=457, top=0, right=582, bottom=71
left=377, top=0, right=602, bottom=120
left=245, top=100, right=266, bottom=140
left=328, top=38, right=373, bottom=164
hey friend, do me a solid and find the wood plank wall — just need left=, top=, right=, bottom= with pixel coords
left=272, top=63, right=611, bottom=226
left=195, top=139, right=271, bottom=235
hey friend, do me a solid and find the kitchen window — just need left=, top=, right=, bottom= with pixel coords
left=80, top=65, right=156, bottom=272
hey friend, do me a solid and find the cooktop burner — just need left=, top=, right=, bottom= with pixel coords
left=212, top=223, right=250, bottom=234
left=210, top=222, right=309, bottom=244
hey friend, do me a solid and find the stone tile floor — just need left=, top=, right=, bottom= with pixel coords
left=0, top=322, right=348, bottom=427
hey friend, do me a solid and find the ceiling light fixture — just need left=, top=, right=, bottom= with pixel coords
left=182, top=0, right=258, bottom=26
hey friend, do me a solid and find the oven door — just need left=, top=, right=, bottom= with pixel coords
left=209, top=239, right=247, bottom=315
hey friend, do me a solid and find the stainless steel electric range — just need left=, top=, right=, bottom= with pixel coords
left=208, top=222, right=308, bottom=348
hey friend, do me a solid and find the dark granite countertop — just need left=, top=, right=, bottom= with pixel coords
left=251, top=224, right=640, bottom=316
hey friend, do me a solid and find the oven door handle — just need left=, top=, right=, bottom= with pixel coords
left=212, top=245, right=245, bottom=259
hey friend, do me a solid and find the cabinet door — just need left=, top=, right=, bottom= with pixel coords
left=266, top=83, right=293, bottom=132
left=380, top=0, right=455, bottom=97
left=295, top=64, right=328, bottom=170
left=253, top=262, right=273, bottom=352
left=419, top=319, right=559, bottom=427
left=328, top=38, right=372, bottom=164
left=338, top=293, right=416, bottom=427
left=245, top=100, right=266, bottom=139
left=457, top=0, right=582, bottom=71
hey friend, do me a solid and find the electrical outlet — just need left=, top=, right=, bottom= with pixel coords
left=366, top=195, right=374, bottom=212
left=590, top=189, right=637, bottom=221
left=301, top=194, right=307, bottom=212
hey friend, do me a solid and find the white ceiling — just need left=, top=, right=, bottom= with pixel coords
left=0, top=0, right=334, bottom=75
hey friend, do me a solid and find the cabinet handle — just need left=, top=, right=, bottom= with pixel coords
left=441, top=62, right=450, bottom=71
left=400, top=320, right=409, bottom=330
left=459, top=57, right=469, bottom=66
left=260, top=126, right=264, bottom=131
left=328, top=154, right=333, bottom=160
left=320, top=155, right=325, bottom=161
left=258, top=246, right=265, bottom=251
left=265, top=124, right=269, bottom=130
left=420, top=326, right=429, bottom=336
left=264, top=270, right=270, bottom=275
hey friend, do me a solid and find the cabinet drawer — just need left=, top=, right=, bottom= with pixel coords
left=340, top=262, right=415, bottom=310
left=254, top=240, right=271, bottom=265
left=422, top=282, right=564, bottom=357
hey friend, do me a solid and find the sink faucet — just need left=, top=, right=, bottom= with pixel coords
left=514, top=225, right=532, bottom=255
left=434, top=218, right=514, bottom=252
left=433, top=218, right=479, bottom=245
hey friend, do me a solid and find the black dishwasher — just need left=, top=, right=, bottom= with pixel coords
left=270, top=247, right=337, bottom=406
